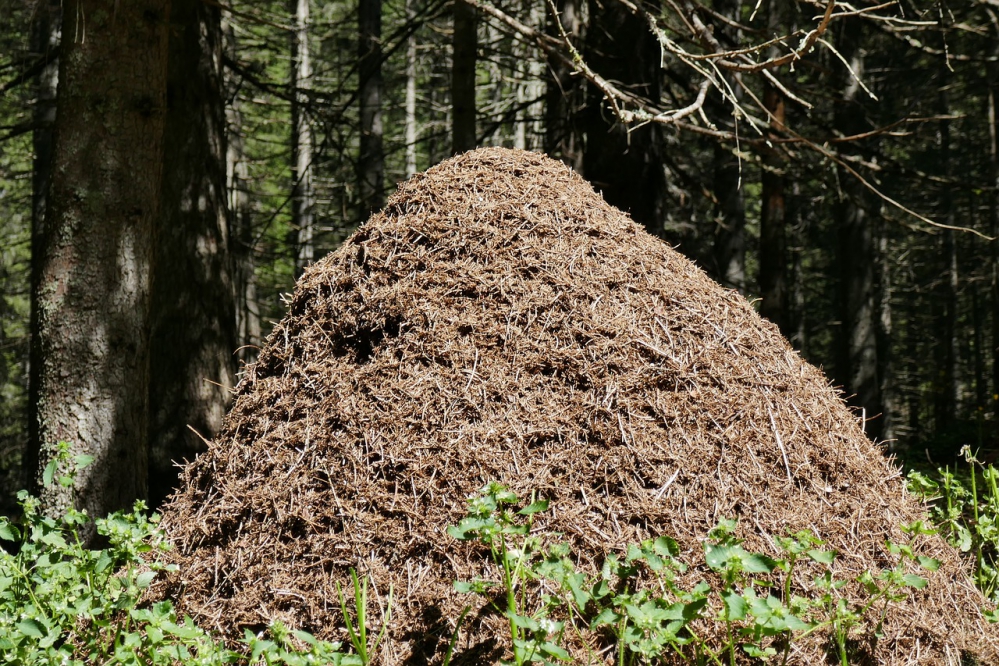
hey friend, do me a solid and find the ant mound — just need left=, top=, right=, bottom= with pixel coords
left=158, top=148, right=997, bottom=664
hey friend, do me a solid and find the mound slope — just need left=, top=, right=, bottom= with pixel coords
left=159, top=148, right=997, bottom=664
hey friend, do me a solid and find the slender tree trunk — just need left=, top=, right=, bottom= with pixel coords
left=712, top=141, right=746, bottom=292
left=758, top=78, right=787, bottom=331
left=581, top=0, right=663, bottom=231
left=359, top=0, right=384, bottom=213
left=26, top=0, right=61, bottom=493
left=989, top=49, right=999, bottom=422
left=32, top=0, right=171, bottom=520
left=831, top=20, right=886, bottom=440
left=290, top=0, right=315, bottom=269
left=224, top=18, right=261, bottom=368
left=452, top=0, right=477, bottom=154
left=935, top=72, right=959, bottom=433
left=405, top=0, right=418, bottom=177
left=709, top=0, right=745, bottom=293
left=149, top=0, right=236, bottom=508
left=545, top=0, right=583, bottom=170
left=875, top=218, right=895, bottom=445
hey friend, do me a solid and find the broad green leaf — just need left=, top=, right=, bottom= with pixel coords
left=0, top=520, right=18, bottom=542
left=739, top=551, right=778, bottom=573
left=722, top=591, right=747, bottom=621
left=807, top=549, right=837, bottom=565
left=42, top=459, right=57, bottom=488
left=518, top=500, right=549, bottom=516
left=591, top=607, right=619, bottom=628
left=653, top=536, right=680, bottom=558
left=16, top=618, right=46, bottom=638
left=902, top=574, right=927, bottom=589
left=917, top=556, right=941, bottom=572
left=136, top=570, right=157, bottom=589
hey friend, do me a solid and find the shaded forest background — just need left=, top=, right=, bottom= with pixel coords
left=1, top=0, right=998, bottom=517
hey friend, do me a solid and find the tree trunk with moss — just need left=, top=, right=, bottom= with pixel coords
left=31, top=0, right=171, bottom=520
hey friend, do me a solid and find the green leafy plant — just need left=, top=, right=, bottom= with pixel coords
left=448, top=482, right=568, bottom=665
left=908, top=445, right=999, bottom=608
left=0, top=442, right=355, bottom=666
left=449, top=482, right=941, bottom=666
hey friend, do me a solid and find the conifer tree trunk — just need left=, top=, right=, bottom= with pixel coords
left=758, top=1, right=787, bottom=332
left=452, top=0, right=477, bottom=154
left=32, top=0, right=171, bottom=519
left=834, top=21, right=884, bottom=440
left=989, top=50, right=999, bottom=422
left=359, top=0, right=385, bottom=213
left=291, top=0, right=315, bottom=268
left=26, top=0, right=61, bottom=492
left=712, top=140, right=746, bottom=292
left=544, top=0, right=583, bottom=170
left=149, top=0, right=236, bottom=508
left=580, top=0, right=663, bottom=230
left=710, top=0, right=745, bottom=293
left=223, top=18, right=261, bottom=368
left=935, top=67, right=959, bottom=432
left=405, top=0, right=418, bottom=177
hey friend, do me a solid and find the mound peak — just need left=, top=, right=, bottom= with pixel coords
left=159, top=147, right=998, bottom=664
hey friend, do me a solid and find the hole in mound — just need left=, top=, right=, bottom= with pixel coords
left=331, top=317, right=402, bottom=364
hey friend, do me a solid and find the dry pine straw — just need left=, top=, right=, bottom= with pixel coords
left=155, top=148, right=998, bottom=665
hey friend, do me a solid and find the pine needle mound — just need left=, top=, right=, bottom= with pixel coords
left=158, top=148, right=998, bottom=664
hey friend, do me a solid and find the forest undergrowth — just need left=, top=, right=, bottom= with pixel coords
left=1, top=444, right=994, bottom=665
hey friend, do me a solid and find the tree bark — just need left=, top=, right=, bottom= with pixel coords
left=580, top=0, right=664, bottom=232
left=405, top=0, right=418, bottom=177
left=224, top=18, right=261, bottom=369
left=359, top=0, right=384, bottom=213
left=32, top=0, right=171, bottom=519
left=291, top=0, right=315, bottom=269
left=712, top=141, right=746, bottom=292
left=451, top=0, right=477, bottom=154
left=26, top=0, right=61, bottom=493
left=935, top=67, right=959, bottom=432
left=149, top=0, right=236, bottom=508
left=758, top=79, right=787, bottom=331
left=831, top=20, right=885, bottom=440
left=989, top=45, right=999, bottom=422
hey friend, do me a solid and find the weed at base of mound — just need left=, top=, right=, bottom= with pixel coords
left=448, top=483, right=940, bottom=666
left=908, top=445, right=999, bottom=617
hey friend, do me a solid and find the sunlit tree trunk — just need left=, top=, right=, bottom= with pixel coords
left=32, top=0, right=171, bottom=520
left=224, top=18, right=261, bottom=369
left=290, top=0, right=315, bottom=269
left=452, top=0, right=477, bottom=153
left=405, top=0, right=418, bottom=177
left=149, top=0, right=236, bottom=508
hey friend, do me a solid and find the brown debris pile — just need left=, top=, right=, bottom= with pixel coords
left=157, top=147, right=998, bottom=664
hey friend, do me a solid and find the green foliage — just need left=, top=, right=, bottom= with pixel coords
left=450, top=483, right=940, bottom=666
left=908, top=446, right=999, bottom=609
left=0, top=443, right=355, bottom=665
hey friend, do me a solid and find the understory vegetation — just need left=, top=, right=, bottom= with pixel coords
left=5, top=446, right=993, bottom=665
